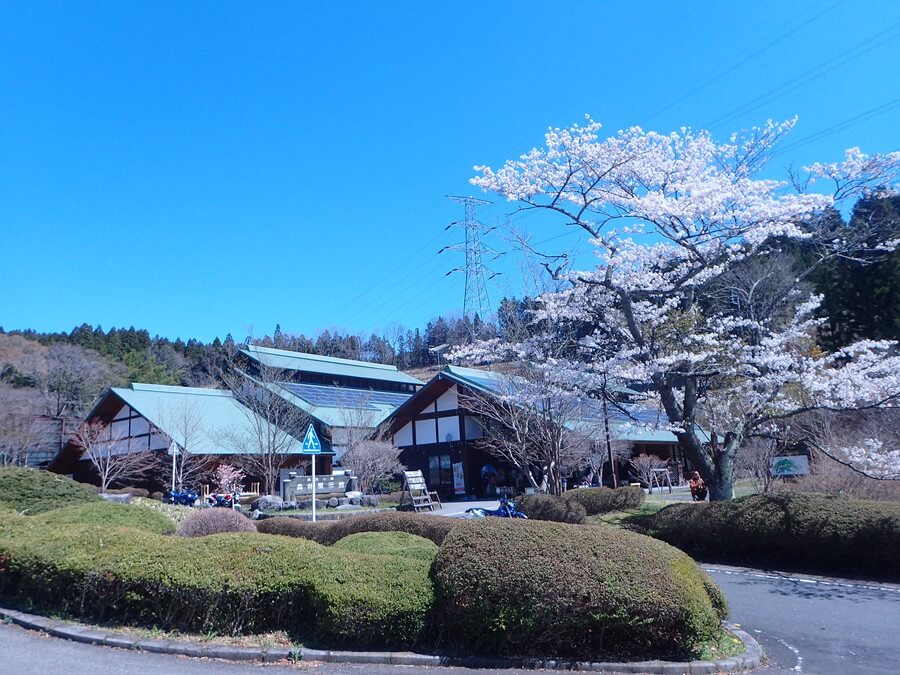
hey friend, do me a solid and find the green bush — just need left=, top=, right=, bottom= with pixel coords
left=563, top=486, right=645, bottom=515
left=0, top=519, right=434, bottom=649
left=257, top=512, right=459, bottom=547
left=35, top=502, right=176, bottom=535
left=255, top=517, right=330, bottom=541
left=643, top=492, right=900, bottom=580
left=321, top=511, right=459, bottom=546
left=333, top=531, right=439, bottom=562
left=0, top=468, right=101, bottom=514
left=431, top=518, right=723, bottom=660
left=176, top=508, right=257, bottom=537
left=514, top=494, right=586, bottom=524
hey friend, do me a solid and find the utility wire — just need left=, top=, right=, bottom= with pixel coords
left=704, top=22, right=900, bottom=129
left=641, top=0, right=844, bottom=125
left=772, top=96, right=900, bottom=158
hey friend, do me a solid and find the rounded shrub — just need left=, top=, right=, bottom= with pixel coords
left=514, top=493, right=586, bottom=524
left=0, top=467, right=101, bottom=514
left=431, top=518, right=724, bottom=660
left=0, top=519, right=434, bottom=649
left=333, top=531, right=439, bottom=562
left=256, top=517, right=330, bottom=542
left=176, top=508, right=257, bottom=537
left=644, top=492, right=900, bottom=580
left=319, top=511, right=459, bottom=546
left=563, top=486, right=645, bottom=515
left=35, top=502, right=176, bottom=535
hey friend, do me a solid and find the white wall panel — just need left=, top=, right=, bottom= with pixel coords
left=415, top=419, right=436, bottom=445
left=436, top=387, right=458, bottom=412
left=394, top=422, right=413, bottom=447
left=438, top=416, right=459, bottom=443
left=464, top=416, right=483, bottom=440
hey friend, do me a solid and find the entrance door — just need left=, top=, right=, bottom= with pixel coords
left=427, top=454, right=453, bottom=495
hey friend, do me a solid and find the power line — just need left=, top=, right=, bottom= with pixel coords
left=326, top=228, right=446, bottom=323
left=705, top=21, right=900, bottom=129
left=772, top=96, right=900, bottom=158
left=641, top=0, right=844, bottom=125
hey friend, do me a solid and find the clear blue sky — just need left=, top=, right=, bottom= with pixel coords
left=1, top=0, right=898, bottom=343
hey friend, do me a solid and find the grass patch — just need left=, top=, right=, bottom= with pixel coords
left=694, top=627, right=746, bottom=661
left=586, top=500, right=668, bottom=528
left=132, top=497, right=195, bottom=525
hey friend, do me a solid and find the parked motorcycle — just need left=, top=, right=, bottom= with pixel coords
left=206, top=491, right=240, bottom=509
left=168, top=489, right=198, bottom=507
left=466, top=495, right=528, bottom=519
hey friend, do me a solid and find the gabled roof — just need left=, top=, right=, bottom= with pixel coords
left=273, top=381, right=413, bottom=428
left=107, top=383, right=305, bottom=455
left=387, top=364, right=708, bottom=445
left=240, top=345, right=424, bottom=386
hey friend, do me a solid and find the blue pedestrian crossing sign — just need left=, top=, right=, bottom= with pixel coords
left=301, top=424, right=322, bottom=454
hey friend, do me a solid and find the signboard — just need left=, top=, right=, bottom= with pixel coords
left=281, top=472, right=350, bottom=499
left=301, top=424, right=322, bottom=454
left=770, top=455, right=810, bottom=477
left=452, top=461, right=466, bottom=496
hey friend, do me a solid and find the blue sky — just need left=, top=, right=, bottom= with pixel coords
left=1, top=0, right=898, bottom=343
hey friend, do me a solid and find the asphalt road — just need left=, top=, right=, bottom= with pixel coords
left=1, top=565, right=898, bottom=674
left=704, top=565, right=900, bottom=674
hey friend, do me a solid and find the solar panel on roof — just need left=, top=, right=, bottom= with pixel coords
left=280, top=382, right=412, bottom=410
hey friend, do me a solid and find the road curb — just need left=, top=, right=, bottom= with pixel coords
left=0, top=607, right=762, bottom=673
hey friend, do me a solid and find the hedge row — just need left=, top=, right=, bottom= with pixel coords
left=562, top=486, right=645, bottom=515
left=332, top=531, right=439, bottom=562
left=431, top=518, right=724, bottom=659
left=177, top=509, right=257, bottom=537
left=0, top=518, right=434, bottom=648
left=643, top=492, right=900, bottom=580
left=0, top=468, right=101, bottom=514
left=514, top=494, right=586, bottom=523
left=34, top=502, right=176, bottom=535
left=256, top=511, right=458, bottom=546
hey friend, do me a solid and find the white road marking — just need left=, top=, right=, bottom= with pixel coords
left=772, top=636, right=804, bottom=672
left=702, top=567, right=900, bottom=594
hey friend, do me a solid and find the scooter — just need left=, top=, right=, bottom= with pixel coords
left=466, top=495, right=528, bottom=519
left=206, top=491, right=240, bottom=509
left=169, top=489, right=198, bottom=507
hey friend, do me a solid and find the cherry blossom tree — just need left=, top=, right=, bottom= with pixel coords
left=468, top=117, right=900, bottom=500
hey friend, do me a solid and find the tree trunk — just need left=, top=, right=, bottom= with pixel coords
left=675, top=430, right=737, bottom=501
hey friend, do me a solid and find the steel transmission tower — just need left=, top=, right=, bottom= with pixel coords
left=440, top=195, right=498, bottom=332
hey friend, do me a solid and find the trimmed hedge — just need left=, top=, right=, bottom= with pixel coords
left=332, top=532, right=439, bottom=562
left=257, top=512, right=459, bottom=546
left=256, top=517, right=330, bottom=541
left=177, top=509, right=257, bottom=537
left=0, top=519, right=434, bottom=648
left=514, top=494, right=586, bottom=524
left=643, top=492, right=900, bottom=580
left=0, top=468, right=101, bottom=514
left=34, top=502, right=176, bottom=535
left=563, top=486, right=645, bottom=515
left=432, top=518, right=723, bottom=660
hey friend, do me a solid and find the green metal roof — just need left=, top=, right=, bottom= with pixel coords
left=439, top=365, right=690, bottom=446
left=110, top=383, right=305, bottom=455
left=241, top=345, right=424, bottom=386
left=273, top=383, right=402, bottom=428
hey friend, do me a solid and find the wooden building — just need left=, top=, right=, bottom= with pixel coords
left=387, top=365, right=698, bottom=499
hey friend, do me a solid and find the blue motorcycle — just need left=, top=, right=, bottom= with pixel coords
left=169, top=489, right=198, bottom=507
left=466, top=495, right=528, bottom=519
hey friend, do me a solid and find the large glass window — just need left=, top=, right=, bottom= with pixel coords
left=428, top=454, right=452, bottom=487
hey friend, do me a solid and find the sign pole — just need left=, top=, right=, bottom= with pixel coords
left=300, top=423, right=322, bottom=524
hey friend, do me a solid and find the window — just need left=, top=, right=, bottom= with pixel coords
left=428, top=454, right=452, bottom=487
